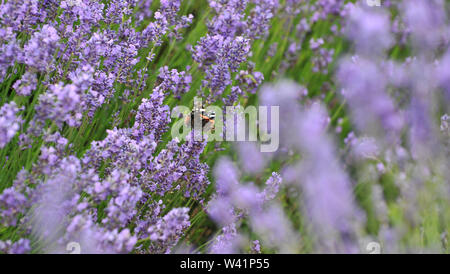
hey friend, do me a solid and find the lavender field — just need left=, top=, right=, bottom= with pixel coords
left=0, top=0, right=449, bottom=254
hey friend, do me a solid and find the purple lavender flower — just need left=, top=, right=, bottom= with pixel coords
left=401, top=0, right=447, bottom=51
left=0, top=0, right=45, bottom=32
left=246, top=0, right=279, bottom=40
left=136, top=0, right=154, bottom=23
left=236, top=142, right=267, bottom=175
left=259, top=172, right=282, bottom=202
left=12, top=71, right=38, bottom=96
left=147, top=208, right=191, bottom=253
left=337, top=57, right=404, bottom=141
left=260, top=81, right=364, bottom=253
left=132, top=94, right=171, bottom=142
left=156, top=66, right=192, bottom=99
left=309, top=38, right=335, bottom=74
left=208, top=156, right=288, bottom=253
left=191, top=35, right=251, bottom=103
left=251, top=240, right=261, bottom=254
left=208, top=0, right=248, bottom=38
left=141, top=0, right=193, bottom=45
left=249, top=205, right=299, bottom=253
left=343, top=4, right=393, bottom=56
left=0, top=28, right=21, bottom=81
left=21, top=24, right=60, bottom=72
left=0, top=239, right=31, bottom=254
left=209, top=223, right=241, bottom=254
left=34, top=82, right=84, bottom=128
left=0, top=102, right=23, bottom=148
left=0, top=187, right=28, bottom=227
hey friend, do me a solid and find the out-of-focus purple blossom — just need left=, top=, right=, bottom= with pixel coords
left=401, top=0, right=447, bottom=51
left=441, top=114, right=449, bottom=135
left=209, top=223, right=241, bottom=254
left=12, top=71, right=38, bottom=96
left=0, top=187, right=28, bottom=227
left=436, top=49, right=450, bottom=99
left=260, top=81, right=306, bottom=148
left=31, top=156, right=84, bottom=247
left=0, top=239, right=31, bottom=254
left=343, top=4, right=393, bottom=57
left=207, top=196, right=236, bottom=227
left=261, top=81, right=364, bottom=253
left=338, top=57, right=404, bottom=142
left=212, top=157, right=240, bottom=197
left=249, top=205, right=299, bottom=253
left=294, top=103, right=364, bottom=253
left=237, top=142, right=267, bottom=175
left=21, top=25, right=60, bottom=72
left=209, top=157, right=288, bottom=253
left=0, top=102, right=23, bottom=148
left=0, top=0, right=45, bottom=32
left=345, top=133, right=380, bottom=161
left=0, top=28, right=21, bottom=81
left=251, top=240, right=261, bottom=254
left=136, top=0, right=154, bottom=23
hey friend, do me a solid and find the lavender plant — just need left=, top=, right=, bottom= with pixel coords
left=0, top=0, right=449, bottom=254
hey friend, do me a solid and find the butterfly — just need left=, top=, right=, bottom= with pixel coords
left=185, top=105, right=215, bottom=132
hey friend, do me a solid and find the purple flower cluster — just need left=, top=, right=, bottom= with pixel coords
left=0, top=28, right=20, bottom=81
left=156, top=66, right=192, bottom=99
left=147, top=208, right=190, bottom=253
left=309, top=38, right=335, bottom=74
left=1, top=0, right=449, bottom=255
left=21, top=25, right=60, bottom=72
left=279, top=0, right=347, bottom=74
left=191, top=35, right=251, bottom=103
left=260, top=81, right=364, bottom=253
left=189, top=0, right=279, bottom=103
left=12, top=71, right=37, bottom=96
left=0, top=184, right=28, bottom=227
left=0, top=0, right=206, bottom=254
left=7, top=104, right=206, bottom=254
left=245, top=0, right=279, bottom=40
left=207, top=157, right=294, bottom=253
left=0, top=102, right=23, bottom=148
left=0, top=238, right=30, bottom=254
left=142, top=0, right=193, bottom=45
left=0, top=0, right=45, bottom=33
